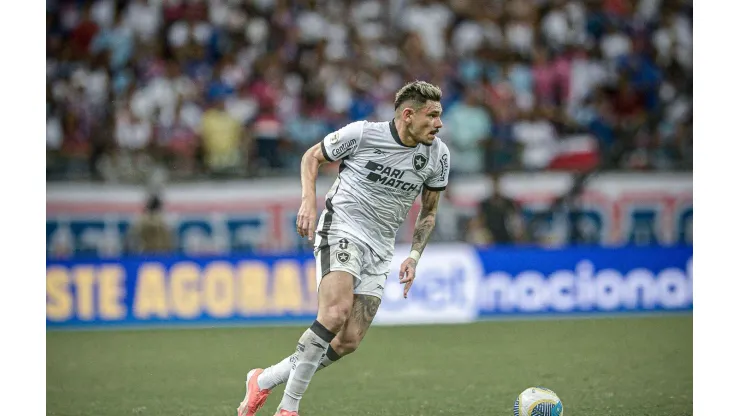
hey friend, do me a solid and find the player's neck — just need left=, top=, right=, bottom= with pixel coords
left=393, top=118, right=419, bottom=147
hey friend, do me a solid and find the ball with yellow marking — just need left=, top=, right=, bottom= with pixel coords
left=513, top=387, right=563, bottom=416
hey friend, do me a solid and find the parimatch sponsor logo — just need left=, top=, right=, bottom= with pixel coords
left=364, top=161, right=420, bottom=192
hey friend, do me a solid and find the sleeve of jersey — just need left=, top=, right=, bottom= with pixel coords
left=320, top=121, right=364, bottom=162
left=424, top=143, right=451, bottom=191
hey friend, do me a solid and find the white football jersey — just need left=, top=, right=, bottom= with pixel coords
left=315, top=119, right=451, bottom=261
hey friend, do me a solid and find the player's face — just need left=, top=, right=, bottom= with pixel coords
left=411, top=101, right=443, bottom=145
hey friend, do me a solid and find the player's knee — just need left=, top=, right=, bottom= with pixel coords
left=320, top=303, right=352, bottom=332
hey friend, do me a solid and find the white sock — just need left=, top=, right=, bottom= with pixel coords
left=257, top=355, right=292, bottom=390
left=258, top=345, right=342, bottom=391
left=279, top=321, right=336, bottom=412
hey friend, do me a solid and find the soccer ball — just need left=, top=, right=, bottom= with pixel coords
left=513, top=387, right=563, bottom=416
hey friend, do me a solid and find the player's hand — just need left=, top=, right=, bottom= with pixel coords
left=398, top=257, right=417, bottom=299
left=296, top=199, right=317, bottom=240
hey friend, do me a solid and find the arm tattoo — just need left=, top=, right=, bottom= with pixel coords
left=411, top=188, right=441, bottom=255
left=351, top=295, right=381, bottom=336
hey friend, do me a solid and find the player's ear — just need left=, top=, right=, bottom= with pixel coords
left=402, top=107, right=414, bottom=122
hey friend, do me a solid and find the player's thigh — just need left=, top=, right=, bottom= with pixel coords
left=336, top=294, right=382, bottom=345
left=334, top=252, right=389, bottom=343
left=316, top=270, right=356, bottom=330
left=317, top=270, right=355, bottom=308
left=314, top=233, right=363, bottom=325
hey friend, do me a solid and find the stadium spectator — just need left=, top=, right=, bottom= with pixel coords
left=467, top=173, right=527, bottom=246
left=431, top=183, right=463, bottom=243
left=126, top=194, right=173, bottom=255
left=444, top=87, right=493, bottom=174
left=200, top=96, right=247, bottom=176
left=513, top=105, right=559, bottom=170
left=153, top=99, right=200, bottom=178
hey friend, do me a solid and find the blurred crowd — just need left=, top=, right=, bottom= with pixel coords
left=47, top=0, right=693, bottom=183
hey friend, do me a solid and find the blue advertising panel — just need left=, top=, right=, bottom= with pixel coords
left=46, top=253, right=318, bottom=329
left=475, top=246, right=693, bottom=316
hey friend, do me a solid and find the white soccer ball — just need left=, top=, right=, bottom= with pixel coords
left=513, top=387, right=564, bottom=416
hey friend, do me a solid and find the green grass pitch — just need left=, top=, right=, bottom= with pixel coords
left=47, top=315, right=692, bottom=416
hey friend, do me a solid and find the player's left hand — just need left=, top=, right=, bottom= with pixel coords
left=398, top=258, right=417, bottom=299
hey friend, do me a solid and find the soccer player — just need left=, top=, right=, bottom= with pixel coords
left=237, top=80, right=451, bottom=416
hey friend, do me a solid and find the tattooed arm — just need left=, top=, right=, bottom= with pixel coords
left=411, top=187, right=442, bottom=255
left=398, top=187, right=443, bottom=298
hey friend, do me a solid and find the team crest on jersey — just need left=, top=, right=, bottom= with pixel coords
left=413, top=153, right=428, bottom=171
left=330, top=132, right=340, bottom=144
left=336, top=251, right=351, bottom=264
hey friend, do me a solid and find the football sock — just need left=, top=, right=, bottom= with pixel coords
left=278, top=320, right=336, bottom=411
left=318, top=344, right=342, bottom=369
left=257, top=345, right=342, bottom=390
left=257, top=355, right=292, bottom=390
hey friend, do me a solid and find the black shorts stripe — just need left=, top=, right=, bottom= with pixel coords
left=317, top=175, right=342, bottom=276
left=319, top=238, right=331, bottom=277
left=318, top=198, right=335, bottom=277
left=317, top=234, right=330, bottom=277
